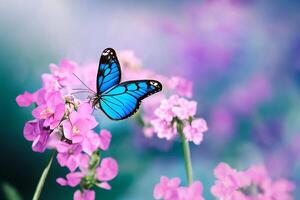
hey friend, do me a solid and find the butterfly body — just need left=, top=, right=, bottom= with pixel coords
left=91, top=48, right=162, bottom=120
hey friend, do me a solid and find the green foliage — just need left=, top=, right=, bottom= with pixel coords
left=2, top=182, right=22, bottom=200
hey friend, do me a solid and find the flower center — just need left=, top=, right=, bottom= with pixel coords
left=68, top=149, right=74, bottom=155
left=72, top=126, right=80, bottom=134
left=40, top=107, right=53, bottom=118
left=239, top=183, right=264, bottom=197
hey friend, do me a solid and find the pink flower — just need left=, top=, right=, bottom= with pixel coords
left=82, top=129, right=111, bottom=155
left=96, top=157, right=118, bottom=182
left=183, top=118, right=208, bottom=145
left=32, top=91, right=65, bottom=129
left=154, top=98, right=176, bottom=122
left=151, top=95, right=207, bottom=143
left=42, top=73, right=62, bottom=92
left=118, top=50, right=142, bottom=69
left=211, top=162, right=295, bottom=200
left=154, top=95, right=197, bottom=121
left=82, top=131, right=100, bottom=155
left=98, top=129, right=111, bottom=151
left=56, top=142, right=82, bottom=171
left=56, top=172, right=83, bottom=187
left=62, top=103, right=97, bottom=143
left=42, top=59, right=78, bottom=92
left=16, top=89, right=47, bottom=107
left=58, top=155, right=118, bottom=191
left=80, top=63, right=97, bottom=92
left=17, top=59, right=120, bottom=200
left=227, top=75, right=272, bottom=114
left=153, top=176, right=181, bottom=200
left=153, top=176, right=205, bottom=200
left=73, top=189, right=95, bottom=200
left=151, top=119, right=177, bottom=140
left=210, top=106, right=235, bottom=138
left=117, top=56, right=195, bottom=139
left=16, top=91, right=35, bottom=107
left=49, top=59, right=77, bottom=86
left=23, top=120, right=50, bottom=152
left=168, top=76, right=193, bottom=98
left=177, top=181, right=204, bottom=200
left=271, top=180, right=295, bottom=200
left=171, top=98, right=197, bottom=121
left=143, top=127, right=155, bottom=138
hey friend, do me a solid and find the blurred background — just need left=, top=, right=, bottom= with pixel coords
left=1, top=0, right=300, bottom=199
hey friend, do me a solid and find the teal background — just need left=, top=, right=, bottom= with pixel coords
left=1, top=1, right=300, bottom=199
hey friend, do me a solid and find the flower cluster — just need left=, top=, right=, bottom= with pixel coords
left=56, top=143, right=118, bottom=199
left=117, top=51, right=194, bottom=138
left=211, top=163, right=295, bottom=200
left=150, top=95, right=208, bottom=144
left=153, top=176, right=204, bottom=200
left=16, top=60, right=118, bottom=200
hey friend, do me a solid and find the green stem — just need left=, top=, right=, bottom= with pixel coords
left=32, top=151, right=55, bottom=200
left=177, top=122, right=193, bottom=185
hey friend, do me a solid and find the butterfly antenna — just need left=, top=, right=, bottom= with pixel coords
left=72, top=73, right=96, bottom=94
left=72, top=88, right=91, bottom=91
left=70, top=91, right=93, bottom=95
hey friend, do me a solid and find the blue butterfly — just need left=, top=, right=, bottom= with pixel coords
left=89, top=48, right=162, bottom=120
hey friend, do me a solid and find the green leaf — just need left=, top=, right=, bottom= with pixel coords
left=32, top=151, right=55, bottom=200
left=2, top=182, right=23, bottom=200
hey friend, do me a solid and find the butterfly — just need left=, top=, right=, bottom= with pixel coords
left=82, top=48, right=162, bottom=120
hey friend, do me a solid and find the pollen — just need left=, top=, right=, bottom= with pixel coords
left=40, top=107, right=53, bottom=118
left=72, top=126, right=80, bottom=134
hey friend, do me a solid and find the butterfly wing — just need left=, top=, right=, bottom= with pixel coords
left=97, top=48, right=121, bottom=94
left=99, top=80, right=162, bottom=120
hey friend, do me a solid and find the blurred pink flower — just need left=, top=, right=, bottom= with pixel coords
left=151, top=95, right=207, bottom=143
left=98, top=129, right=112, bottom=151
left=73, top=189, right=95, bottom=200
left=16, top=91, right=35, bottom=107
left=211, top=162, right=295, bottom=200
left=177, top=181, right=204, bottom=200
left=154, top=176, right=181, bottom=200
left=80, top=63, right=97, bottom=92
left=50, top=59, right=78, bottom=85
left=42, top=73, right=62, bottom=92
left=160, top=1, right=245, bottom=76
left=153, top=176, right=205, bottom=200
left=97, top=182, right=111, bottom=190
left=154, top=100, right=175, bottom=122
left=151, top=119, right=177, bottom=140
left=209, top=105, right=235, bottom=138
left=42, top=59, right=78, bottom=92
left=142, top=127, right=155, bottom=138
left=183, top=118, right=208, bottom=145
left=118, top=50, right=142, bottom=69
left=96, top=157, right=118, bottom=182
left=172, top=98, right=197, bottom=121
left=227, top=75, right=272, bottom=114
left=82, top=131, right=101, bottom=155
left=168, top=76, right=193, bottom=98
left=154, top=95, right=197, bottom=122
left=117, top=50, right=194, bottom=140
left=56, top=172, right=83, bottom=187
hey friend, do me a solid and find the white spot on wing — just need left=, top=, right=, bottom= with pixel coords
left=150, top=81, right=158, bottom=86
